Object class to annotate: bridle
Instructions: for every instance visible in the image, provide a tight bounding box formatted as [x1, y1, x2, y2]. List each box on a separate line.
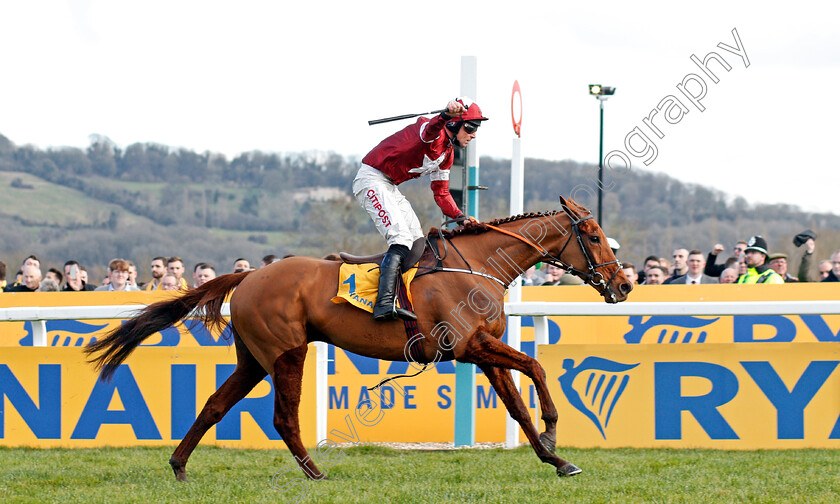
[485, 206, 623, 302]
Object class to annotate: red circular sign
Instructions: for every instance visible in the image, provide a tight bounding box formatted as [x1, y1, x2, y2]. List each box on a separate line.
[511, 80, 522, 137]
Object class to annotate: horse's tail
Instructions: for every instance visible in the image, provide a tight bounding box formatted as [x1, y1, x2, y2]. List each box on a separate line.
[84, 271, 251, 380]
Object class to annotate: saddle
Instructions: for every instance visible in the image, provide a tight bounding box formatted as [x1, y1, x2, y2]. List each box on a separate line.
[338, 237, 430, 273]
[332, 229, 466, 365]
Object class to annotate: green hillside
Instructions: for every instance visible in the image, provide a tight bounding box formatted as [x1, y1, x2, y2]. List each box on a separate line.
[2, 132, 839, 285]
[0, 170, 333, 282]
[0, 171, 153, 229]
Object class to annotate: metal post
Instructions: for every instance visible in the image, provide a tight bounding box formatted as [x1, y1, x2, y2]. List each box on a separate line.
[533, 316, 549, 347]
[454, 55, 478, 448]
[505, 135, 524, 449]
[315, 341, 328, 443]
[597, 99, 604, 225]
[33, 319, 48, 347]
[532, 315, 548, 429]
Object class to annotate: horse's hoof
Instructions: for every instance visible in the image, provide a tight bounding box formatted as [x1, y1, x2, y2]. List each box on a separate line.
[557, 462, 582, 477]
[172, 466, 189, 482]
[170, 459, 188, 482]
[539, 432, 556, 454]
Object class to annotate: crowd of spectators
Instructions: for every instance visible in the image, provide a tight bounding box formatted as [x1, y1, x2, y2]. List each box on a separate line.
[522, 228, 840, 286]
[0, 254, 284, 293]
[3, 229, 839, 293]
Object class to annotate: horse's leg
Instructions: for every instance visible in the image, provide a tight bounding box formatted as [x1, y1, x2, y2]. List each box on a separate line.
[480, 364, 580, 477]
[463, 332, 578, 476]
[169, 335, 267, 482]
[271, 342, 325, 480]
[463, 331, 559, 451]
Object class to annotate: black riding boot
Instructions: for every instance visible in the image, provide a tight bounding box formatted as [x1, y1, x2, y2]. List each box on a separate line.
[373, 253, 417, 322]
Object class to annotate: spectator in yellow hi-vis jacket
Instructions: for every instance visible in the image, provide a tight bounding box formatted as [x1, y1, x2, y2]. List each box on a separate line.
[737, 236, 784, 284]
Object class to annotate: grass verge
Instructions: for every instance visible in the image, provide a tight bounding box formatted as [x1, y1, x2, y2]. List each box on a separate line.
[1, 445, 839, 503]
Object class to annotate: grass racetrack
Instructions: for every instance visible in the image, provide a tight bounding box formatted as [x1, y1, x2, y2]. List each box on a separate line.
[2, 445, 839, 503]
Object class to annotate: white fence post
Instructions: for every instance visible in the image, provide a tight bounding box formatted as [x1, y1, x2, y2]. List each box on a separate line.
[505, 282, 522, 449]
[533, 315, 548, 347]
[505, 121, 525, 449]
[532, 315, 548, 428]
[315, 341, 329, 443]
[33, 319, 48, 347]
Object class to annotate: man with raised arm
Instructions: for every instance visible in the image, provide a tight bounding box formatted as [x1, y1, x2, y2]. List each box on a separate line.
[354, 97, 488, 321]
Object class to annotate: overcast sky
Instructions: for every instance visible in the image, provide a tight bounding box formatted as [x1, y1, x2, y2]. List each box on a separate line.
[1, 1, 838, 214]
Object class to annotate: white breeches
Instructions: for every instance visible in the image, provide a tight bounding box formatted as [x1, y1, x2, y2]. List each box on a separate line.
[353, 164, 423, 248]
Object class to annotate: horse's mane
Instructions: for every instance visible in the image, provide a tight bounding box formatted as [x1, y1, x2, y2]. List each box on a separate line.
[429, 210, 561, 239]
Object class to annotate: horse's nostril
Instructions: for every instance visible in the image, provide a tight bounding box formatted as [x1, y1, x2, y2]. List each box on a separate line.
[620, 282, 632, 294]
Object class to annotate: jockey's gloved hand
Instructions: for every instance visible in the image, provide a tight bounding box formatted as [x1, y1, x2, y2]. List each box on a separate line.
[453, 213, 468, 227]
[443, 100, 467, 119]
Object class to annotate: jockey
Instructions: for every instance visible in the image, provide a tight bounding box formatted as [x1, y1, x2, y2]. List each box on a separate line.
[354, 97, 488, 321]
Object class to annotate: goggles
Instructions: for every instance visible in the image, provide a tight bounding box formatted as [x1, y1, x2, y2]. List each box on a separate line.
[463, 121, 480, 134]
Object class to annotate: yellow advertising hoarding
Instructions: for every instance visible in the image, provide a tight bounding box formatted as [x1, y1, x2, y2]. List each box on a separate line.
[324, 347, 535, 444]
[2, 284, 839, 448]
[540, 343, 840, 449]
[6, 343, 840, 449]
[2, 285, 838, 348]
[0, 292, 230, 347]
[0, 346, 316, 448]
[520, 283, 840, 345]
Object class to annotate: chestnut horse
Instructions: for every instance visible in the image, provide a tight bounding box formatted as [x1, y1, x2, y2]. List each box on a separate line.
[86, 197, 631, 482]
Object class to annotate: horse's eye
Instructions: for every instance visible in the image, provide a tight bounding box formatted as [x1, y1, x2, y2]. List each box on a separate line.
[590, 235, 600, 243]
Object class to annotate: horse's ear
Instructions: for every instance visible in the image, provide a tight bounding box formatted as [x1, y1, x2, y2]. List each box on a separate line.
[561, 196, 592, 219]
[559, 195, 580, 219]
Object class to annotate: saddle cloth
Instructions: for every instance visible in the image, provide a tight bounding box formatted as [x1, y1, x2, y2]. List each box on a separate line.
[331, 262, 418, 313]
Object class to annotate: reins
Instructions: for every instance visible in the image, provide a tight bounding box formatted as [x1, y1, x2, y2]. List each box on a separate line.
[415, 206, 623, 298]
[367, 363, 430, 391]
[483, 207, 623, 301]
[418, 225, 510, 288]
